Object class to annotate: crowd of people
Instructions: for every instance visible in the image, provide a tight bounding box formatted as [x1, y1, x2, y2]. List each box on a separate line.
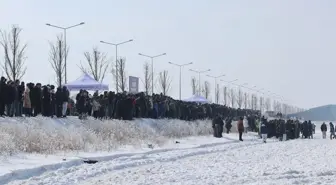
[0, 77, 261, 121]
[321, 122, 336, 140]
[0, 77, 70, 118]
[75, 90, 261, 121]
[211, 114, 318, 143]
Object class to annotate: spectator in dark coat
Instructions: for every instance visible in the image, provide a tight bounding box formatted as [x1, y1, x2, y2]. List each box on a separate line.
[212, 115, 224, 138]
[0, 77, 7, 116]
[321, 122, 327, 139]
[329, 122, 335, 140]
[225, 117, 232, 134]
[237, 117, 244, 141]
[62, 86, 69, 117]
[6, 81, 15, 117]
[55, 87, 63, 118]
[260, 119, 268, 143]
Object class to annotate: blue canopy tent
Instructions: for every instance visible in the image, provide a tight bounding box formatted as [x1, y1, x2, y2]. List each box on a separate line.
[64, 73, 109, 91]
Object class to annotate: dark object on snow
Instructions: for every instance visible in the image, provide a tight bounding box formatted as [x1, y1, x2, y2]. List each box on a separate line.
[83, 159, 98, 164]
[148, 144, 154, 149]
[62, 158, 66, 161]
[175, 141, 180, 144]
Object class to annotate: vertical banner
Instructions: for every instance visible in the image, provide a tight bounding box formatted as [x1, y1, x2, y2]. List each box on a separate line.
[129, 76, 139, 93]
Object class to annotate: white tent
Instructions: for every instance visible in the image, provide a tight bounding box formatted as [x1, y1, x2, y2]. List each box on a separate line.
[64, 73, 109, 91]
[183, 95, 209, 103]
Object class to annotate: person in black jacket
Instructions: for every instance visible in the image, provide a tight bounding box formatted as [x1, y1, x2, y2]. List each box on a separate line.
[33, 83, 42, 116]
[42, 86, 50, 116]
[225, 117, 232, 134]
[212, 115, 224, 138]
[62, 86, 69, 117]
[17, 81, 25, 116]
[0, 77, 7, 116]
[49, 85, 56, 117]
[321, 122, 327, 139]
[6, 81, 15, 117]
[55, 87, 63, 118]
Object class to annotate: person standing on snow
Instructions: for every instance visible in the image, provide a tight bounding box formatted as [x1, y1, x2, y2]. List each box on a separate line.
[237, 117, 244, 141]
[321, 122, 327, 139]
[225, 117, 232, 134]
[329, 122, 335, 140]
[260, 118, 268, 143]
[243, 116, 248, 133]
[212, 115, 224, 138]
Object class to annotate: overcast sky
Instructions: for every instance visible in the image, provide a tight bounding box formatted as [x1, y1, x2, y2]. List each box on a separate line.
[0, 0, 335, 109]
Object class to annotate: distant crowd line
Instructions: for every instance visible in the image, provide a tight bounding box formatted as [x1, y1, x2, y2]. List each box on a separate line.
[0, 77, 261, 121]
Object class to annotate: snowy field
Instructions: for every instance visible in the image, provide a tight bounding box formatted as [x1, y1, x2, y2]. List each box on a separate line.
[0, 118, 333, 185]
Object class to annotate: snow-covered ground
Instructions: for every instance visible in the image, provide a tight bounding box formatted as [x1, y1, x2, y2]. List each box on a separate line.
[1, 118, 332, 185]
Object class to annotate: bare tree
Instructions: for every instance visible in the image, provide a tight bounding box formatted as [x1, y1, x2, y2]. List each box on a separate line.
[273, 100, 281, 112]
[191, 77, 197, 95]
[223, 86, 227, 105]
[227, 88, 236, 108]
[0, 25, 27, 81]
[259, 96, 264, 112]
[215, 84, 220, 104]
[157, 70, 172, 96]
[49, 35, 68, 87]
[79, 47, 109, 82]
[142, 62, 152, 95]
[203, 81, 210, 99]
[265, 97, 271, 111]
[243, 92, 249, 109]
[112, 58, 127, 92]
[251, 94, 258, 110]
[236, 88, 243, 108]
[249, 94, 253, 109]
[253, 95, 258, 110]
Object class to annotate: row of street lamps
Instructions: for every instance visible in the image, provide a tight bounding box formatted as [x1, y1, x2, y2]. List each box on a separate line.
[45, 22, 285, 103]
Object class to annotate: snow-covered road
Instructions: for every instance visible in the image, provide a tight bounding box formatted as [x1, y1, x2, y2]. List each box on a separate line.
[84, 138, 336, 185]
[7, 132, 335, 185]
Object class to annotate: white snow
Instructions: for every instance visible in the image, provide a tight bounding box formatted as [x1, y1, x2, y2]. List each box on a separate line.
[1, 118, 332, 185]
[0, 116, 229, 156]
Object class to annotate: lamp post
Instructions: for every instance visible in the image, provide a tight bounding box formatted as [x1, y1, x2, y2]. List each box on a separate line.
[206, 74, 225, 104]
[46, 22, 85, 83]
[189, 69, 211, 95]
[100, 39, 133, 92]
[139, 53, 167, 94]
[168, 62, 193, 100]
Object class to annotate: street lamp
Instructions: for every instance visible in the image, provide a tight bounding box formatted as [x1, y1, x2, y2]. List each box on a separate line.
[206, 74, 225, 104]
[189, 69, 211, 95]
[46, 22, 85, 83]
[100, 39, 133, 92]
[168, 62, 193, 100]
[139, 53, 167, 94]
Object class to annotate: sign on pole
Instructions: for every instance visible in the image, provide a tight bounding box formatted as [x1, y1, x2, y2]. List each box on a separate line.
[129, 76, 139, 93]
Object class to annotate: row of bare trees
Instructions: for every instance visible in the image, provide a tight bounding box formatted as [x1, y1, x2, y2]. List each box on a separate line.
[141, 62, 172, 95]
[51, 37, 173, 95]
[190, 76, 304, 114]
[0, 25, 304, 114]
[0, 25, 172, 95]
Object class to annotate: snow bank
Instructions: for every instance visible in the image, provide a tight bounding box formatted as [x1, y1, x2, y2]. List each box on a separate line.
[0, 117, 238, 156]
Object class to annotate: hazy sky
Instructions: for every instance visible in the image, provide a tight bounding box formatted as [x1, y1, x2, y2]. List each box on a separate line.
[0, 0, 335, 109]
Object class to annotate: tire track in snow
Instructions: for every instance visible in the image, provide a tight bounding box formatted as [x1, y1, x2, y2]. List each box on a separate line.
[8, 138, 267, 185]
[1, 137, 245, 185]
